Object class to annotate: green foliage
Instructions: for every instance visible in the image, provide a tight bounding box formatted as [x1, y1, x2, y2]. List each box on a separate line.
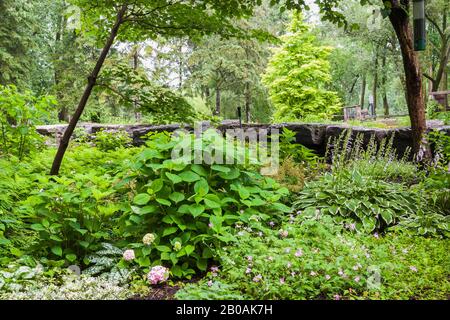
[293, 169, 421, 232]
[94, 129, 132, 151]
[175, 215, 450, 300]
[263, 12, 342, 121]
[327, 129, 417, 184]
[83, 243, 133, 284]
[0, 85, 56, 159]
[279, 128, 319, 165]
[428, 129, 450, 165]
[273, 156, 306, 194]
[176, 281, 248, 300]
[0, 263, 131, 300]
[118, 129, 290, 278]
[19, 172, 123, 265]
[100, 63, 198, 124]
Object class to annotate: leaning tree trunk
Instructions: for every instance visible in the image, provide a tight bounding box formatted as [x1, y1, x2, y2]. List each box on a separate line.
[50, 5, 127, 175]
[388, 1, 430, 159]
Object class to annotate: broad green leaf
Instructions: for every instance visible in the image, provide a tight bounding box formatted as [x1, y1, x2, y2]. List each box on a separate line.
[188, 204, 205, 217]
[156, 198, 171, 206]
[66, 254, 77, 262]
[162, 227, 178, 237]
[133, 193, 151, 205]
[179, 171, 200, 182]
[194, 179, 209, 197]
[169, 192, 185, 203]
[211, 164, 230, 173]
[51, 246, 62, 257]
[166, 172, 182, 184]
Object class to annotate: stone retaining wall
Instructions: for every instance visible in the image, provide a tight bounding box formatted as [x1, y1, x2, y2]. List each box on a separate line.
[36, 121, 450, 157]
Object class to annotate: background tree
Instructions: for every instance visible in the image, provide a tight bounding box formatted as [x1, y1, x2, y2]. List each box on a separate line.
[263, 12, 342, 122]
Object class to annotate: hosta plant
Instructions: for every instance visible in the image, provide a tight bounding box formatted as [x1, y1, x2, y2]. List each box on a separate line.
[293, 169, 421, 232]
[117, 130, 290, 278]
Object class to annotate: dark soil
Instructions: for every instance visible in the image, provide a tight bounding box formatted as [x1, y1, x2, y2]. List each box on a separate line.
[129, 276, 201, 300]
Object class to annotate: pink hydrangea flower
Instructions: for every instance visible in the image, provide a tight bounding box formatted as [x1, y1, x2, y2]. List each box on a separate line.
[123, 249, 135, 261]
[147, 266, 169, 285]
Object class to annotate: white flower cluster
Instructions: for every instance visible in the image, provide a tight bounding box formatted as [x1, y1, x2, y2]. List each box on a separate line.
[0, 274, 131, 300]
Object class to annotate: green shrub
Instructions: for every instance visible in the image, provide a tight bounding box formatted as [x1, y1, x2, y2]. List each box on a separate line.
[0, 84, 56, 159]
[20, 172, 123, 265]
[117, 130, 290, 278]
[273, 156, 305, 194]
[176, 216, 450, 300]
[279, 128, 319, 165]
[94, 129, 133, 151]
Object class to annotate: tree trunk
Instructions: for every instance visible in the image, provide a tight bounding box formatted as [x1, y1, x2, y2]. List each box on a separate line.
[388, 1, 430, 158]
[50, 5, 127, 175]
[214, 86, 221, 116]
[443, 66, 448, 109]
[244, 81, 251, 123]
[372, 49, 378, 117]
[381, 52, 389, 116]
[55, 8, 69, 122]
[133, 46, 140, 121]
[360, 75, 366, 109]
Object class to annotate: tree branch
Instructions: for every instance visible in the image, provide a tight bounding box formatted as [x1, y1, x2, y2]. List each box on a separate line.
[426, 13, 445, 39]
[422, 73, 435, 82]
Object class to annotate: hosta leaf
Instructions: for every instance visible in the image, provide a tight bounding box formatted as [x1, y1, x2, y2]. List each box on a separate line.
[380, 210, 393, 225]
